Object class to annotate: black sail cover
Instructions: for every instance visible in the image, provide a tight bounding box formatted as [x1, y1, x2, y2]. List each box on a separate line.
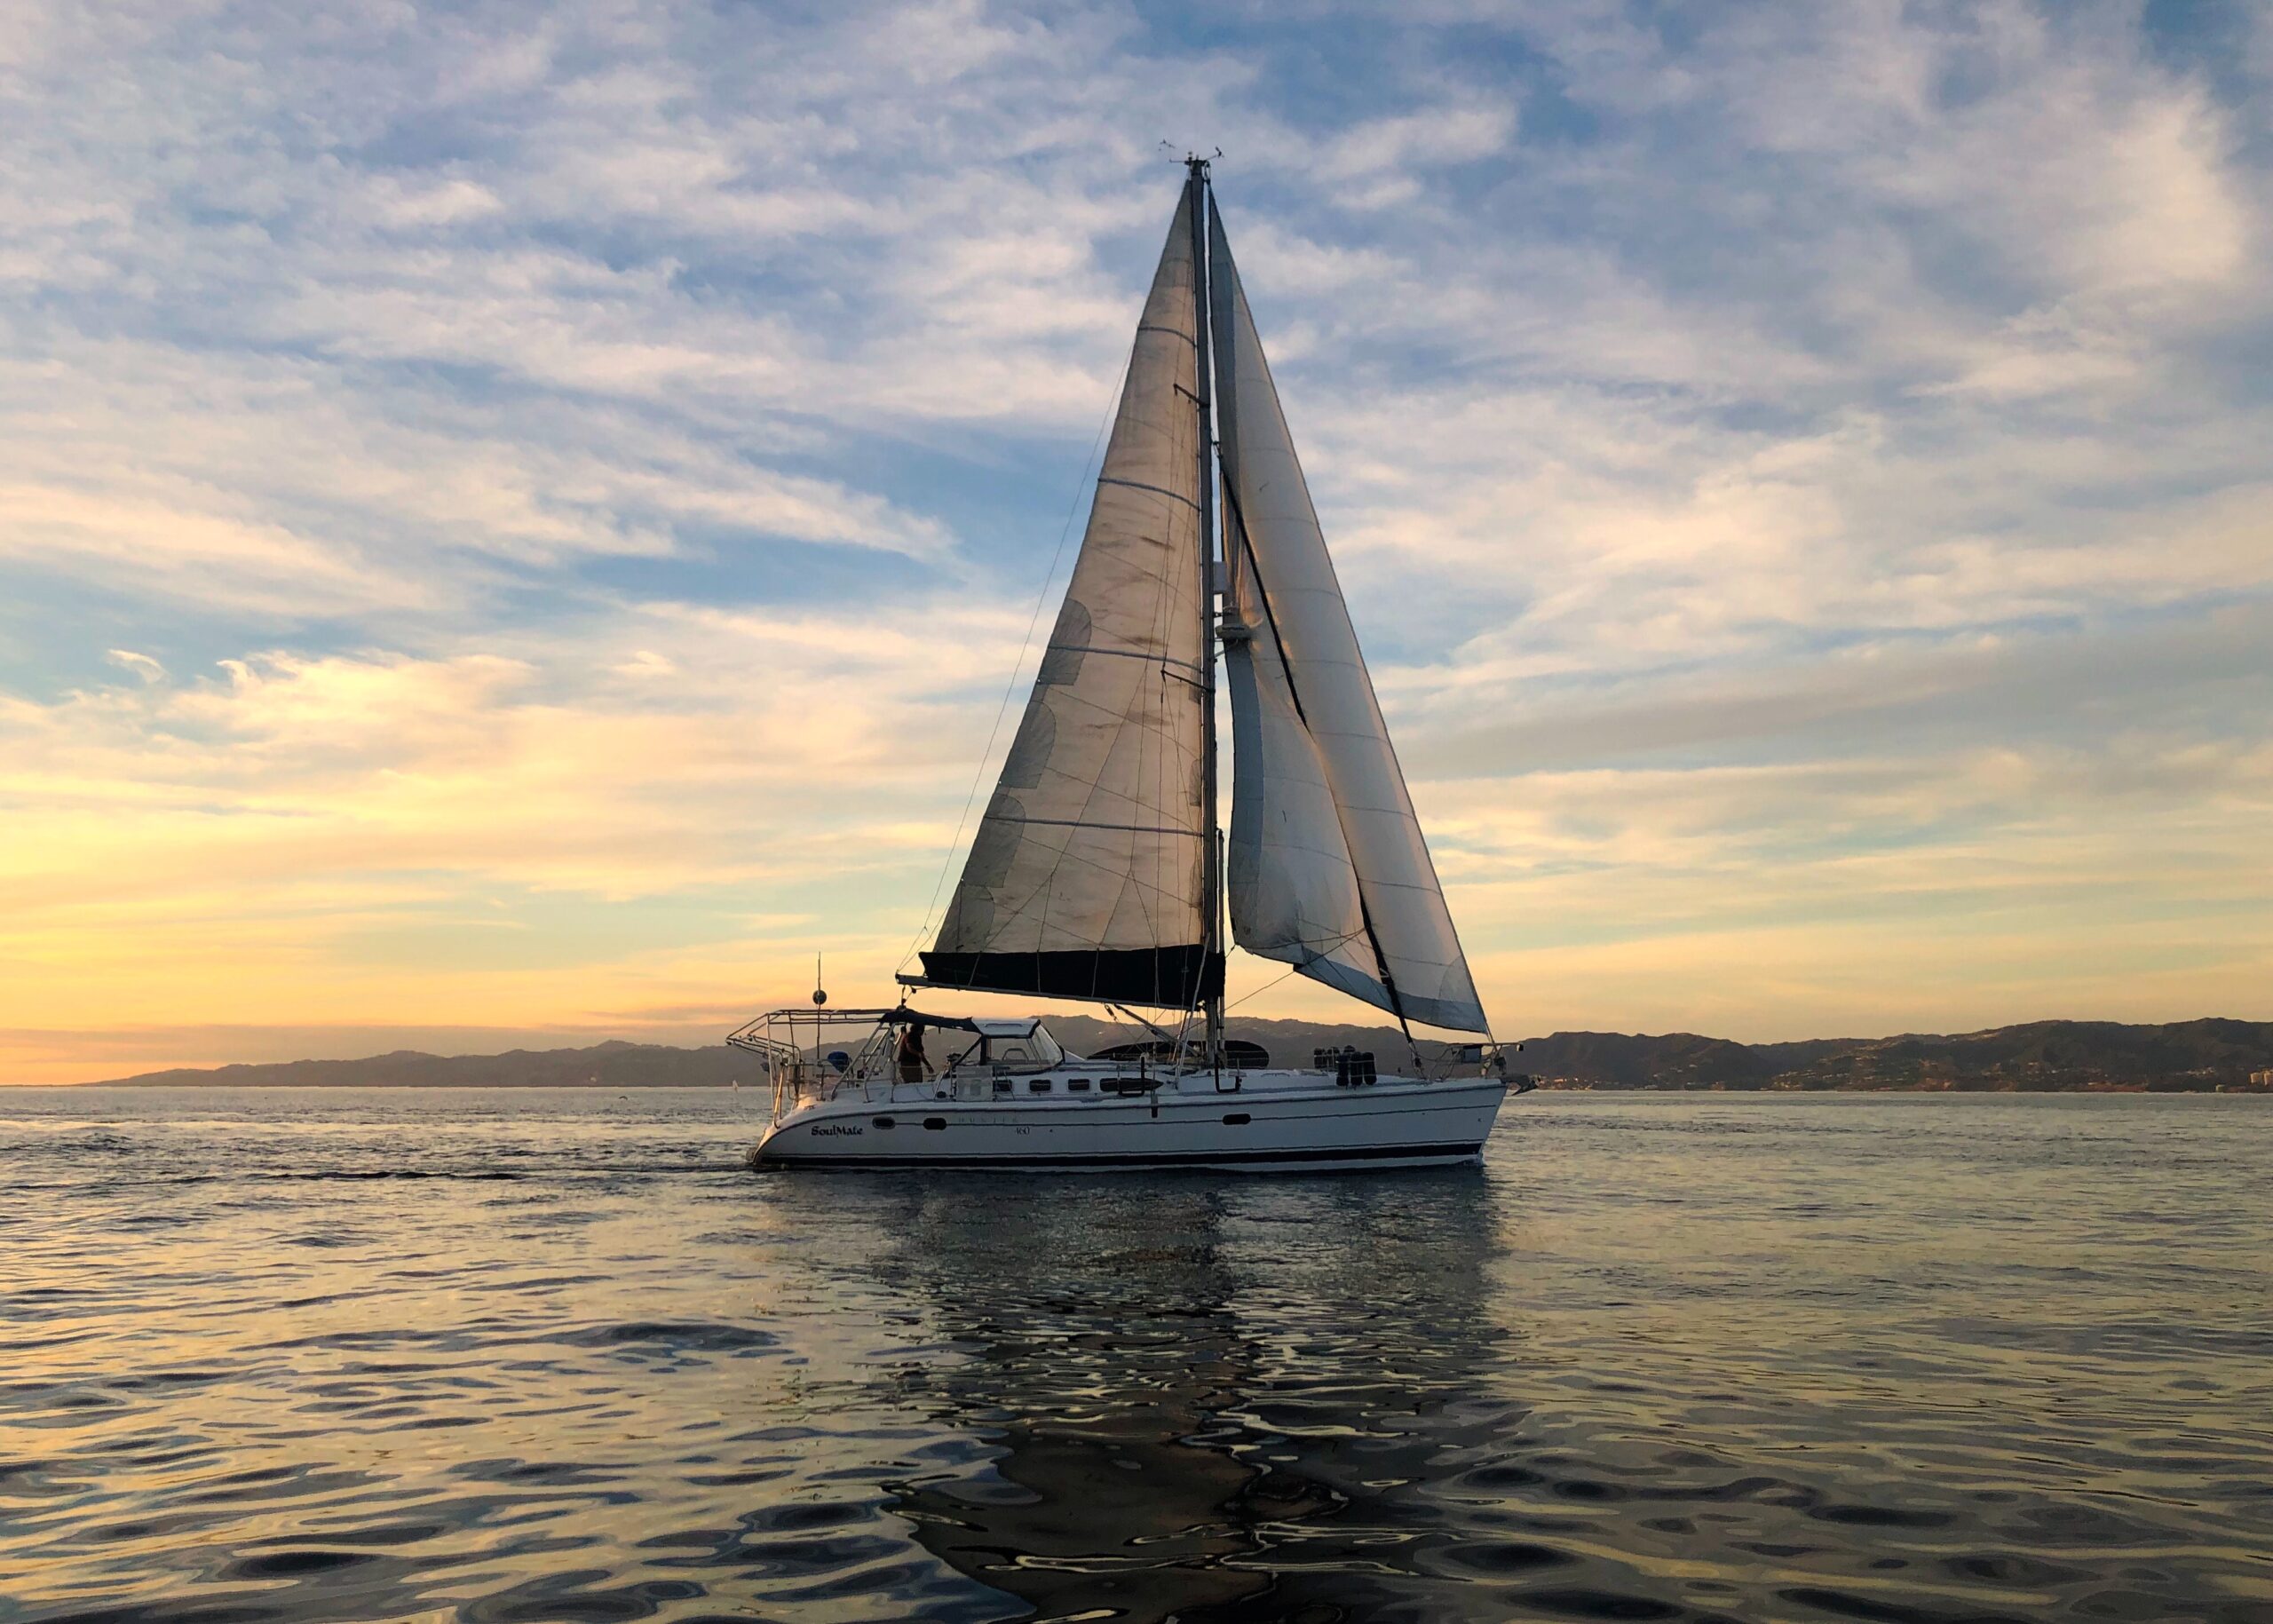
[919, 178, 1222, 1007]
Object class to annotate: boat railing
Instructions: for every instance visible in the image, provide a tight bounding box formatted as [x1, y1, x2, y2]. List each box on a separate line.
[726, 1008, 905, 1121]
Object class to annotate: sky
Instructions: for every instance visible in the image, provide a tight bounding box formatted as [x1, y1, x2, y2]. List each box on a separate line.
[4, 0, 2270, 1083]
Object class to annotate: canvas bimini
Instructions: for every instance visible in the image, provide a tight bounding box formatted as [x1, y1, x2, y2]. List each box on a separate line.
[731, 159, 1519, 1172]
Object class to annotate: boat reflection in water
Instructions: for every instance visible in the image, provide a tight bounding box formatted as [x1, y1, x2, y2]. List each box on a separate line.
[840, 1170, 1516, 1622]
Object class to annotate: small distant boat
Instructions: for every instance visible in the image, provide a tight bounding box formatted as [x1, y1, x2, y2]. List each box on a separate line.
[731, 160, 1514, 1173]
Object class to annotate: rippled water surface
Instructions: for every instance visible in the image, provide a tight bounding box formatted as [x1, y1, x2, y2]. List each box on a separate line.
[4, 1089, 2272, 1623]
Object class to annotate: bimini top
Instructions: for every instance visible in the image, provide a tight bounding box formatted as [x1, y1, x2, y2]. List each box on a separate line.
[874, 1008, 1044, 1040]
[730, 1007, 1042, 1042]
[967, 1016, 1044, 1039]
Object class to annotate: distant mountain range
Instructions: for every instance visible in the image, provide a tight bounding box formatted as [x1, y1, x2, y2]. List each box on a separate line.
[89, 1018, 2273, 1092]
[1508, 1018, 2273, 1091]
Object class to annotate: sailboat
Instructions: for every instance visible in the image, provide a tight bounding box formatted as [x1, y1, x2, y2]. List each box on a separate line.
[731, 159, 1517, 1171]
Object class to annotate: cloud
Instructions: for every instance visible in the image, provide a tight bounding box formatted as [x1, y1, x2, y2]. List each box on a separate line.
[1319, 99, 1517, 206]
[103, 647, 164, 684]
[3, 0, 2270, 1078]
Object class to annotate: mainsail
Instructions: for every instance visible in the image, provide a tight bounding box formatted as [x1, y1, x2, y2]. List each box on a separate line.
[918, 178, 1221, 1007]
[1208, 205, 1489, 1034]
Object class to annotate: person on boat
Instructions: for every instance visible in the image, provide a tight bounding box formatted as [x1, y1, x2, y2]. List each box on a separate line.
[895, 1021, 928, 1085]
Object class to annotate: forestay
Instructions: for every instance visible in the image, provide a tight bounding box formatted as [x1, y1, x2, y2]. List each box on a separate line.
[1208, 205, 1488, 1034]
[920, 180, 1221, 1008]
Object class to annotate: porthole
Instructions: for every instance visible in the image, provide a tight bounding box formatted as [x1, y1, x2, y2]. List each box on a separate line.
[1067, 1079, 1091, 1092]
[873, 1116, 896, 1129]
[923, 1117, 946, 1130]
[1223, 1113, 1251, 1126]
[1028, 1079, 1051, 1094]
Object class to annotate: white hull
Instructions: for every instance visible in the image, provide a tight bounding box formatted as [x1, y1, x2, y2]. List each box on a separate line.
[749, 1070, 1506, 1174]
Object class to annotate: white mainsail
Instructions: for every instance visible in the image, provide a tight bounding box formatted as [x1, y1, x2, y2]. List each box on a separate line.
[920, 180, 1219, 1007]
[1208, 204, 1489, 1034]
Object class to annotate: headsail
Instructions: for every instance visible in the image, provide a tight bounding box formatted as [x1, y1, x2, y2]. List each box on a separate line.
[1208, 203, 1488, 1034]
[917, 178, 1220, 1008]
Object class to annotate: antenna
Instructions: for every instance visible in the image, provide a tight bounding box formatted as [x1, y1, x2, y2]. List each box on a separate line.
[812, 952, 827, 1007]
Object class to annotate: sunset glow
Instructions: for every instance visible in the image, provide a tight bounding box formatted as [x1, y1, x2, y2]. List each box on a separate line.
[6, 3, 2270, 1082]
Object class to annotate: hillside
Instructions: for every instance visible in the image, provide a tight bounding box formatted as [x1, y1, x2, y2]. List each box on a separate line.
[99, 1041, 746, 1090]
[1763, 1018, 2273, 1092]
[85, 1018, 2273, 1091]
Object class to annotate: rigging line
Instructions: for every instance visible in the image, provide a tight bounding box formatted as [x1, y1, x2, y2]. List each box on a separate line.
[1221, 961, 1303, 1015]
[892, 345, 1134, 977]
[1218, 927, 1369, 1015]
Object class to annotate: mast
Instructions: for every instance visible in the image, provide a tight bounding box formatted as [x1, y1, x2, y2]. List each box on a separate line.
[1189, 155, 1224, 1067]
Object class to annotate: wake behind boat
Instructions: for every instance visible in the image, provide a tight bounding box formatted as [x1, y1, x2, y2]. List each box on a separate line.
[733, 159, 1522, 1172]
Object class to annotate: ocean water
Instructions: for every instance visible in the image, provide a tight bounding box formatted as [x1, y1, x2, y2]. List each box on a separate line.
[3, 1089, 2270, 1624]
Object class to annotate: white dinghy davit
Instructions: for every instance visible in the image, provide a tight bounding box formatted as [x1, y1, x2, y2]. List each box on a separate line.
[732, 160, 1519, 1172]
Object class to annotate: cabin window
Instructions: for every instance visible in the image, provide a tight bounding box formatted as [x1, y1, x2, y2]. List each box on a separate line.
[1027, 1079, 1051, 1094]
[923, 1117, 946, 1130]
[1067, 1078, 1091, 1092]
[873, 1116, 896, 1129]
[991, 1078, 1013, 1096]
[1223, 1113, 1251, 1126]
